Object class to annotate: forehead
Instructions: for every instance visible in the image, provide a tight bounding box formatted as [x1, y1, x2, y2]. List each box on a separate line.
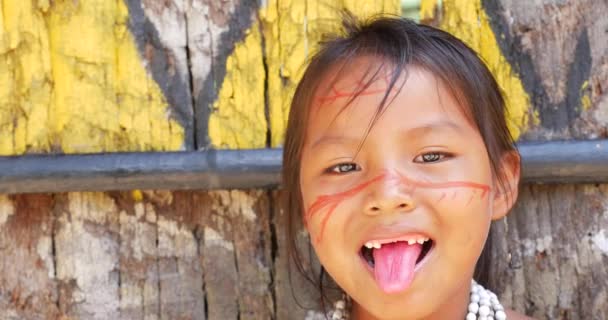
[313, 56, 391, 106]
[305, 58, 473, 148]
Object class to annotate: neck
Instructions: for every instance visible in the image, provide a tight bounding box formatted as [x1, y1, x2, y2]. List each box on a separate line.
[351, 280, 471, 320]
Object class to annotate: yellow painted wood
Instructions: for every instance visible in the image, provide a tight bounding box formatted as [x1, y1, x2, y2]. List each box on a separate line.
[207, 0, 401, 149]
[0, 0, 185, 155]
[580, 81, 591, 111]
[423, 0, 536, 139]
[207, 22, 267, 149]
[420, 0, 438, 20]
[263, 0, 401, 148]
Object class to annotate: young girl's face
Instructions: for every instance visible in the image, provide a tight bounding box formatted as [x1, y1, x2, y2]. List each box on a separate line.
[299, 58, 513, 319]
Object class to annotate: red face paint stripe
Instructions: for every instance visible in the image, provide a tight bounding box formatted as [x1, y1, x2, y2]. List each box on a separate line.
[305, 171, 492, 243]
[317, 88, 388, 104]
[438, 192, 447, 202]
[315, 73, 399, 106]
[466, 193, 475, 206]
[395, 171, 491, 193]
[305, 173, 387, 221]
[316, 202, 340, 243]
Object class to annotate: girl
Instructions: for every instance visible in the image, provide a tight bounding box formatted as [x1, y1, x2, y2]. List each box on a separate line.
[282, 14, 531, 320]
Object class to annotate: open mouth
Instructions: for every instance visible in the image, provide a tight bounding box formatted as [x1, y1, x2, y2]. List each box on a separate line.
[359, 238, 434, 269]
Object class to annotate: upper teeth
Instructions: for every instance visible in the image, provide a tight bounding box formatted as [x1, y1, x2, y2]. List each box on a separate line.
[364, 237, 430, 249]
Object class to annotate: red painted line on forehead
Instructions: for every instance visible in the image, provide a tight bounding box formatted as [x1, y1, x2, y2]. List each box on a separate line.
[315, 73, 397, 106]
[317, 87, 387, 105]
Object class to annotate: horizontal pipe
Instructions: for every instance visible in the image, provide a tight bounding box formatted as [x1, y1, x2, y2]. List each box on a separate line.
[518, 139, 608, 183]
[0, 149, 282, 194]
[0, 139, 607, 194]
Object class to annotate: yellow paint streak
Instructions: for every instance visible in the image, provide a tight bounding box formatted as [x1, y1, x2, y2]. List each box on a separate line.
[580, 81, 591, 111]
[259, 0, 401, 147]
[420, 0, 438, 20]
[428, 0, 535, 139]
[131, 189, 143, 202]
[0, 0, 184, 155]
[208, 23, 267, 149]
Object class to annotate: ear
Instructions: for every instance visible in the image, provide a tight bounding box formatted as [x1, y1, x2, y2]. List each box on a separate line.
[491, 151, 521, 220]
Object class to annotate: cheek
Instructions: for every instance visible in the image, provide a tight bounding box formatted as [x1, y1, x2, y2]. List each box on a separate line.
[430, 188, 493, 249]
[307, 206, 353, 273]
[304, 195, 354, 245]
[429, 186, 491, 212]
[301, 176, 369, 243]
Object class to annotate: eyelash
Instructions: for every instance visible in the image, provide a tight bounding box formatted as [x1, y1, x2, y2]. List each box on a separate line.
[326, 163, 360, 174]
[324, 152, 451, 175]
[414, 151, 451, 163]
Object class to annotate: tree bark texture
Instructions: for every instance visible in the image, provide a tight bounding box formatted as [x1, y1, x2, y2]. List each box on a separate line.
[0, 0, 606, 319]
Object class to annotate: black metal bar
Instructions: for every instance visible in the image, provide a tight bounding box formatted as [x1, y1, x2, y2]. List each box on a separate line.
[0, 149, 282, 194]
[518, 139, 608, 183]
[0, 139, 607, 194]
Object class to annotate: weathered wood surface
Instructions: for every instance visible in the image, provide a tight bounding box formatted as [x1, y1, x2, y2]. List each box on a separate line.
[419, 1, 608, 319]
[0, 191, 276, 320]
[420, 1, 608, 319]
[0, 0, 607, 319]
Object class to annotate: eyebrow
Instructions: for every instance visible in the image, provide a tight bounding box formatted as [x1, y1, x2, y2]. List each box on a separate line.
[406, 120, 465, 137]
[310, 120, 465, 150]
[310, 135, 361, 151]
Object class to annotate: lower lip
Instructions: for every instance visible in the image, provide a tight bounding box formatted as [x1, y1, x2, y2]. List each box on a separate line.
[358, 243, 435, 291]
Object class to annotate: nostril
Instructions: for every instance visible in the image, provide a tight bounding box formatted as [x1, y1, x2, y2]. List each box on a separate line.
[371, 206, 380, 211]
[398, 203, 407, 208]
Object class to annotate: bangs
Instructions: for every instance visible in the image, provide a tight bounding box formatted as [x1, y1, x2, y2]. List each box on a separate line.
[307, 54, 409, 156]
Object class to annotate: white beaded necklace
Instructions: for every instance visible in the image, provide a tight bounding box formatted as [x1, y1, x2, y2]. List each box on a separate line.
[328, 280, 507, 320]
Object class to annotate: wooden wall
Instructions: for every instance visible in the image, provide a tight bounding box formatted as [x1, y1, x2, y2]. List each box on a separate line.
[0, 0, 606, 319]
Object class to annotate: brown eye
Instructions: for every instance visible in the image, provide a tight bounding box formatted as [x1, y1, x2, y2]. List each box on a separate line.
[415, 152, 446, 163]
[328, 163, 360, 174]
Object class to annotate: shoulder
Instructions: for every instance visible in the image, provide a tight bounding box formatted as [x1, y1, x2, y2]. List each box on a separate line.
[505, 308, 536, 320]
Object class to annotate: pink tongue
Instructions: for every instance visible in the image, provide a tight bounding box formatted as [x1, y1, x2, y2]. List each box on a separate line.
[372, 242, 422, 293]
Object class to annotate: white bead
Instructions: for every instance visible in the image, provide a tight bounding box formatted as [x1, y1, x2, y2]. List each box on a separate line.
[468, 302, 479, 313]
[479, 290, 490, 299]
[479, 305, 490, 316]
[332, 310, 343, 319]
[335, 300, 345, 309]
[470, 293, 480, 303]
[323, 279, 508, 320]
[495, 310, 507, 320]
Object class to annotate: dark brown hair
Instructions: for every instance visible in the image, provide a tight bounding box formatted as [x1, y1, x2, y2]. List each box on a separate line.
[282, 13, 518, 309]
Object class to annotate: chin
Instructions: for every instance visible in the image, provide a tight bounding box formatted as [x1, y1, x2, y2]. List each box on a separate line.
[354, 298, 434, 320]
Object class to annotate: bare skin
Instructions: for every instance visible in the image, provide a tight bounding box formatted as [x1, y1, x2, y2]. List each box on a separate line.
[353, 305, 534, 320]
[299, 58, 523, 320]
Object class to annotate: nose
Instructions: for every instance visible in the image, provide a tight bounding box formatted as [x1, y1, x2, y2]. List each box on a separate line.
[363, 173, 416, 216]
